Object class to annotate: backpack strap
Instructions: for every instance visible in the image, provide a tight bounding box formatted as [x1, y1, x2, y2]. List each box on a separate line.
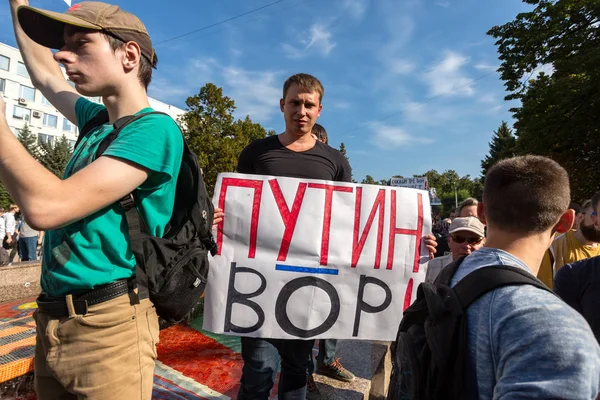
[453, 265, 552, 308]
[74, 109, 110, 150]
[93, 111, 172, 300]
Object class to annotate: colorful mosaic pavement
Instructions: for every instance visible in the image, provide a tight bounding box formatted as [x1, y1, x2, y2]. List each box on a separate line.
[0, 298, 278, 399]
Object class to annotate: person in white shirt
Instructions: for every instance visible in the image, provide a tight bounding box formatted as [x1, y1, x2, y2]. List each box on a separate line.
[0, 207, 5, 244]
[425, 216, 486, 282]
[3, 205, 18, 246]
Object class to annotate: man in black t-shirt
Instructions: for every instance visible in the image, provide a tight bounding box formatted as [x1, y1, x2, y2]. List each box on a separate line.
[235, 73, 437, 400]
[554, 192, 600, 344]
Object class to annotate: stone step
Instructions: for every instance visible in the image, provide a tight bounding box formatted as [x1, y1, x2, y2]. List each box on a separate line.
[312, 340, 392, 400]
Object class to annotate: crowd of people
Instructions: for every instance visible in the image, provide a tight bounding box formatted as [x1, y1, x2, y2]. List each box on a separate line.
[0, 204, 43, 265]
[0, 1, 598, 400]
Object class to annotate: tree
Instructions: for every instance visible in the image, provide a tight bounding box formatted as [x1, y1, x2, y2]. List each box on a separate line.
[181, 83, 273, 195]
[339, 142, 353, 181]
[361, 175, 376, 184]
[488, 0, 600, 200]
[0, 183, 12, 209]
[39, 135, 73, 178]
[339, 142, 349, 161]
[17, 123, 40, 160]
[481, 121, 516, 179]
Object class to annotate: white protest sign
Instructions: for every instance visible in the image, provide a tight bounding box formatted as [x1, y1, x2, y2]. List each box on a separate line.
[203, 173, 431, 341]
[64, 0, 72, 6]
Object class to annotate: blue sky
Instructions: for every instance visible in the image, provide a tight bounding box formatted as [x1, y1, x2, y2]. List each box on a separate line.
[0, 0, 537, 182]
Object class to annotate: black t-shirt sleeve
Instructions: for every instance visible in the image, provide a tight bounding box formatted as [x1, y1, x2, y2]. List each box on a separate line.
[337, 154, 352, 183]
[554, 263, 582, 313]
[236, 142, 255, 174]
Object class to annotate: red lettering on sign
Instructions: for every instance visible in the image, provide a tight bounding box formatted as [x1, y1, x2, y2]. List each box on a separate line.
[269, 180, 308, 261]
[386, 192, 424, 272]
[403, 278, 414, 311]
[308, 184, 354, 265]
[352, 188, 386, 269]
[217, 178, 263, 258]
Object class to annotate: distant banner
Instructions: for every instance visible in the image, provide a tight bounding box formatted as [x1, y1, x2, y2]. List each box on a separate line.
[390, 177, 441, 205]
[390, 177, 428, 190]
[203, 173, 431, 341]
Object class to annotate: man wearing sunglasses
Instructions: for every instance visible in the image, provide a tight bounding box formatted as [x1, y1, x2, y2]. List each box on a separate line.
[426, 216, 485, 282]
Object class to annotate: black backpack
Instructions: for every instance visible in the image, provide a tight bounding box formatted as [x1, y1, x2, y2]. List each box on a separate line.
[387, 256, 552, 400]
[75, 109, 217, 323]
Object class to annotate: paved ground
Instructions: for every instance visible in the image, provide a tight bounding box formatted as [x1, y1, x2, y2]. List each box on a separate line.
[0, 297, 389, 399]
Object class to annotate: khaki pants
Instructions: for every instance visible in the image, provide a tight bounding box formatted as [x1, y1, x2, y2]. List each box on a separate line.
[33, 293, 159, 400]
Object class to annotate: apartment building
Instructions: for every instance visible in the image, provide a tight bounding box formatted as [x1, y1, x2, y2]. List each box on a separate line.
[0, 41, 185, 149]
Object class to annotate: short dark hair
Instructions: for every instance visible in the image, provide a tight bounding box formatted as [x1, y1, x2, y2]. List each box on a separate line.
[283, 73, 324, 103]
[483, 155, 570, 233]
[592, 191, 600, 214]
[312, 123, 328, 144]
[569, 201, 582, 215]
[105, 34, 157, 90]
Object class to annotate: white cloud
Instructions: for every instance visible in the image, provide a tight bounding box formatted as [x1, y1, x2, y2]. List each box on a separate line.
[474, 63, 498, 71]
[535, 63, 555, 77]
[341, 0, 369, 18]
[424, 50, 475, 97]
[389, 59, 415, 75]
[435, 1, 450, 7]
[221, 67, 281, 121]
[149, 57, 282, 122]
[478, 94, 496, 104]
[282, 23, 336, 59]
[331, 101, 353, 110]
[369, 122, 433, 149]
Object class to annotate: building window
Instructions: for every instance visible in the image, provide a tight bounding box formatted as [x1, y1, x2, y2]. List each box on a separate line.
[63, 118, 76, 133]
[41, 95, 53, 107]
[0, 78, 5, 94]
[0, 55, 9, 71]
[13, 105, 30, 121]
[19, 85, 35, 101]
[17, 62, 29, 78]
[38, 133, 54, 146]
[43, 113, 58, 128]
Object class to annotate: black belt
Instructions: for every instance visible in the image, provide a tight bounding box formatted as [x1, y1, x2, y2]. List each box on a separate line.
[37, 279, 133, 318]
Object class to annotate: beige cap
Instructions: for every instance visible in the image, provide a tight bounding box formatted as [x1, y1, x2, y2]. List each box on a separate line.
[17, 2, 155, 65]
[449, 216, 485, 237]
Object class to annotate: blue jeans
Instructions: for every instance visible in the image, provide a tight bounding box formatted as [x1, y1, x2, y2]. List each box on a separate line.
[19, 236, 38, 261]
[238, 337, 314, 400]
[308, 339, 338, 375]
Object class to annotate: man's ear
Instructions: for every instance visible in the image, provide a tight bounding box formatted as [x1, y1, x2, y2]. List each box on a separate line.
[280, 98, 285, 113]
[122, 41, 142, 72]
[555, 209, 575, 234]
[477, 202, 486, 225]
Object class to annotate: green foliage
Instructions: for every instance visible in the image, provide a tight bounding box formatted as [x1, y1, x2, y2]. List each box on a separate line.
[481, 121, 516, 180]
[0, 182, 12, 209]
[488, 0, 600, 200]
[361, 175, 376, 184]
[181, 83, 273, 196]
[339, 142, 353, 181]
[421, 170, 482, 216]
[39, 135, 73, 178]
[17, 123, 40, 160]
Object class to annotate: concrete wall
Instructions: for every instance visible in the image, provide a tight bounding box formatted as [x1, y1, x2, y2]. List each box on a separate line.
[0, 262, 41, 302]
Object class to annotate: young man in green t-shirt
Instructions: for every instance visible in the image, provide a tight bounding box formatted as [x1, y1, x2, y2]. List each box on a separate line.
[1, 1, 222, 398]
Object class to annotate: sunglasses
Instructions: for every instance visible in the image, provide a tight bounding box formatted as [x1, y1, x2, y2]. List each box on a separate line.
[451, 235, 484, 245]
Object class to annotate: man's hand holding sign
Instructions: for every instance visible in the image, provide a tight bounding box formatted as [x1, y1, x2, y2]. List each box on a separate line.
[203, 173, 433, 341]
